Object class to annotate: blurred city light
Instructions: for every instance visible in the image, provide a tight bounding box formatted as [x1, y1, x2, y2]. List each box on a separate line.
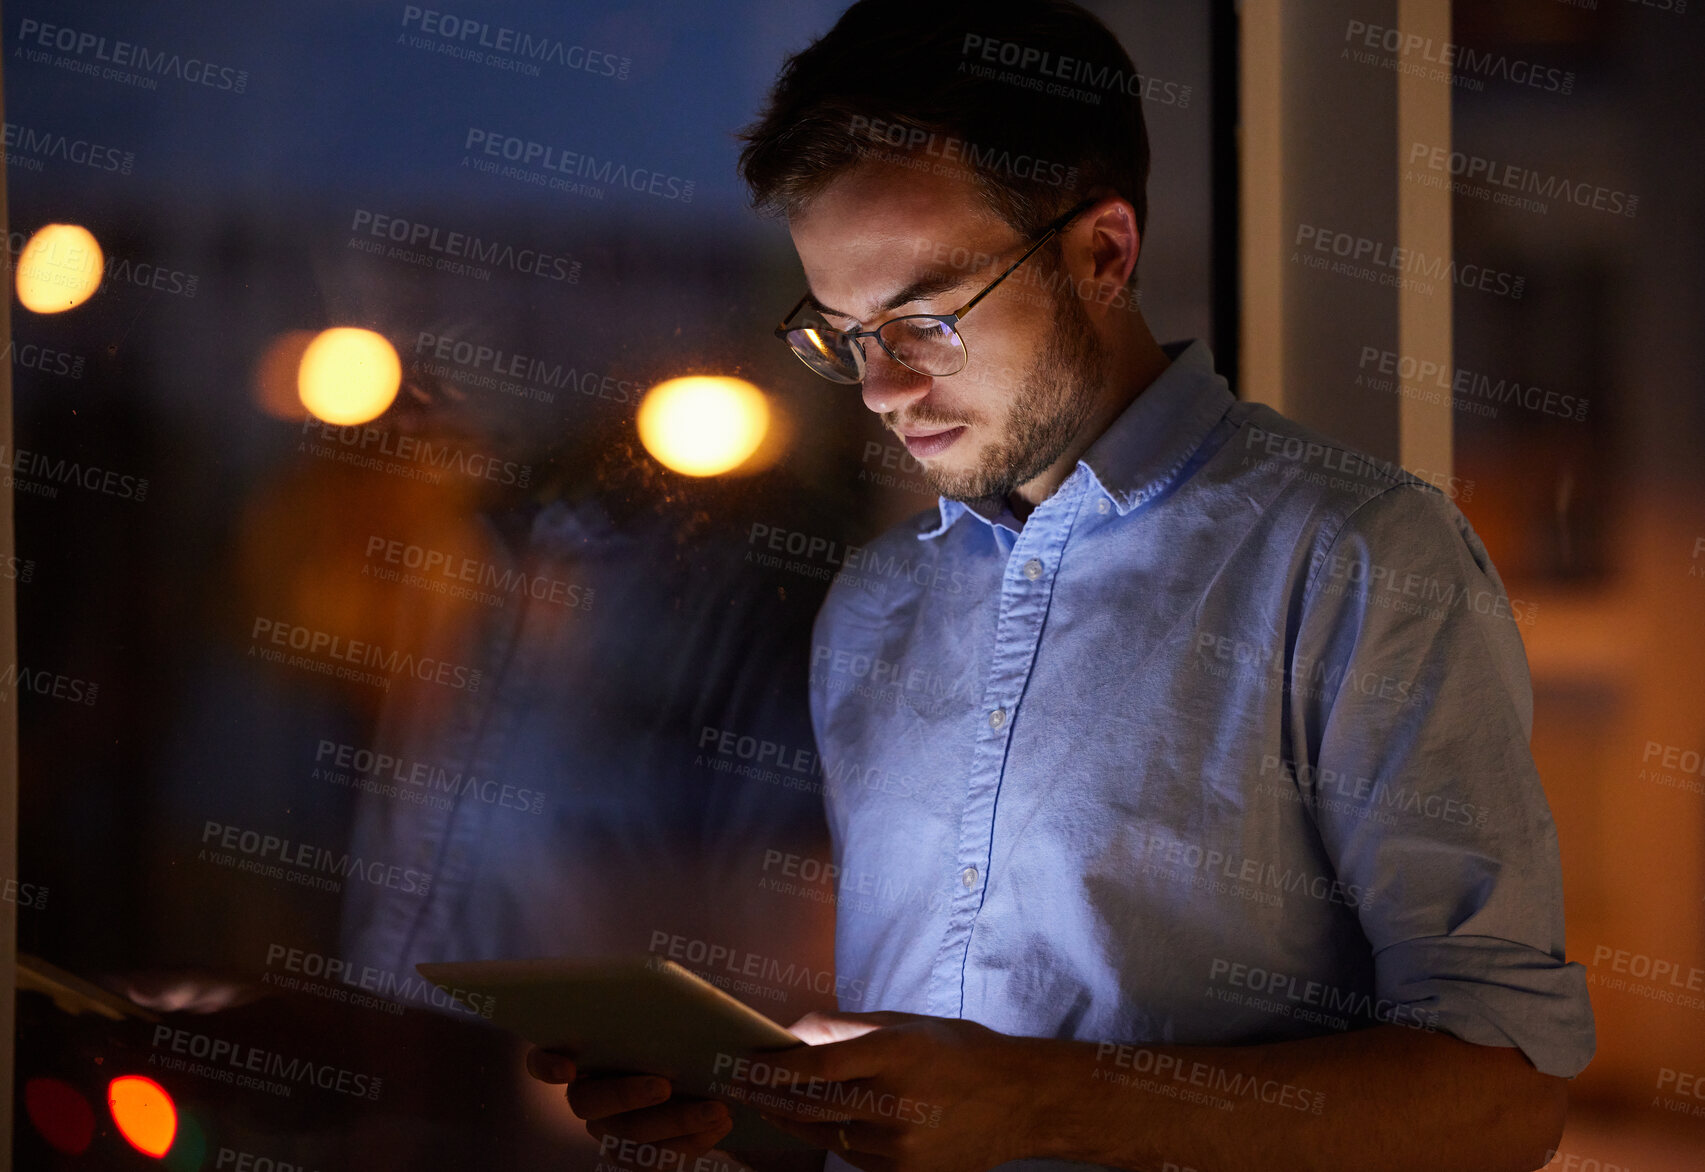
[23, 1076, 95, 1155]
[14, 223, 103, 314]
[637, 375, 771, 476]
[251, 330, 320, 419]
[108, 1074, 177, 1158]
[297, 327, 401, 425]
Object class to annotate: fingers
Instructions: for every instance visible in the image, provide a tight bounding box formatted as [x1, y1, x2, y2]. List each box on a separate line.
[567, 1074, 672, 1121]
[584, 1098, 733, 1148]
[523, 1047, 577, 1084]
[740, 1034, 890, 1088]
[529, 1063, 735, 1156]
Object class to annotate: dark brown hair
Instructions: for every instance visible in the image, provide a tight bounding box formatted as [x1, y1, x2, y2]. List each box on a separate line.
[737, 0, 1151, 253]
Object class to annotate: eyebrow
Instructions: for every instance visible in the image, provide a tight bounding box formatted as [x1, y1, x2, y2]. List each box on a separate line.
[806, 271, 971, 324]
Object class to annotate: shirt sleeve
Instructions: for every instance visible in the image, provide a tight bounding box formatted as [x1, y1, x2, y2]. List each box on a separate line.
[1289, 481, 1595, 1078]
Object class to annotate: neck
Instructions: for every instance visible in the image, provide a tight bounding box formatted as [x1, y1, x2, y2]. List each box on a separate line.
[1006, 315, 1173, 523]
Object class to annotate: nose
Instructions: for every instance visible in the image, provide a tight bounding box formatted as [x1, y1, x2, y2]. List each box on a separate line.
[859, 347, 933, 415]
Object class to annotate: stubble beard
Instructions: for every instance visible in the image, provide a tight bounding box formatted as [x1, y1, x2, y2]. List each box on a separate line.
[922, 279, 1109, 504]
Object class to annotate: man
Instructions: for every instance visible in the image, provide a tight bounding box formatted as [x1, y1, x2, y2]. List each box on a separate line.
[528, 3, 1595, 1169]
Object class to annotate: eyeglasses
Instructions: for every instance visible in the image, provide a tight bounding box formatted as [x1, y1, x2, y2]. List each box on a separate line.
[773, 197, 1098, 385]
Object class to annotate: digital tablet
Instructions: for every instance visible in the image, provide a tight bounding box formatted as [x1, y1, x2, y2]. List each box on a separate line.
[416, 956, 819, 1150]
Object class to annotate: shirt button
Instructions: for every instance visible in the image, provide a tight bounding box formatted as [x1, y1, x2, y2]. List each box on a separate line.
[988, 707, 1006, 730]
[1022, 558, 1043, 580]
[961, 866, 978, 889]
[1097, 498, 1110, 514]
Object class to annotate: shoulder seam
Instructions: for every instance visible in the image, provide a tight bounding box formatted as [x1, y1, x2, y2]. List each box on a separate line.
[1300, 481, 1437, 607]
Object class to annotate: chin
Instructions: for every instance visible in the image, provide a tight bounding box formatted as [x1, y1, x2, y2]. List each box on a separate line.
[917, 457, 977, 497]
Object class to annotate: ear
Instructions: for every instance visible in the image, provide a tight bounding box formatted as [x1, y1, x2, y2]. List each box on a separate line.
[1070, 195, 1140, 314]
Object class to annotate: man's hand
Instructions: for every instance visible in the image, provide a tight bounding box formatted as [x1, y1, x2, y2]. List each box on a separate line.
[740, 1010, 1040, 1172]
[524, 1047, 736, 1158]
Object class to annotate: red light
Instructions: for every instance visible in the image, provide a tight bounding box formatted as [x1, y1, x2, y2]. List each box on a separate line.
[24, 1077, 95, 1154]
[109, 1074, 178, 1158]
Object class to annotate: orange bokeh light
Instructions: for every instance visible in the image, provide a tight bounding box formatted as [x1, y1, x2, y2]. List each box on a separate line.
[108, 1074, 177, 1158]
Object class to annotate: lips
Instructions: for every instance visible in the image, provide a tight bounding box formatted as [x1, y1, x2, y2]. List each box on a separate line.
[897, 425, 966, 459]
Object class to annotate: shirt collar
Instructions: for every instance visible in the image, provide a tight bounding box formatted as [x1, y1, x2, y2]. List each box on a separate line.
[918, 338, 1234, 540]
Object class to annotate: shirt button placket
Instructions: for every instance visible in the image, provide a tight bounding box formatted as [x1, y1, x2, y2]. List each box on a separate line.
[927, 479, 1084, 1019]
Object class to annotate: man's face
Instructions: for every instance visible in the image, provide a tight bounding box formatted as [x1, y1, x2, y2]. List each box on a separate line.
[789, 159, 1108, 502]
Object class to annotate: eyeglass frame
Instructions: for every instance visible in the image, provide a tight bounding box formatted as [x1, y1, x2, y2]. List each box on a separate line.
[772, 195, 1101, 383]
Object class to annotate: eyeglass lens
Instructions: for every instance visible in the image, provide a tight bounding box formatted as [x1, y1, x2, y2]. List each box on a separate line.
[784, 318, 966, 383]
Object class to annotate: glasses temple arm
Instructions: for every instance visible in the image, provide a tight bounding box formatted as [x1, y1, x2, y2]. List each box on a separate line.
[775, 292, 812, 334]
[950, 228, 1060, 318]
[948, 197, 1099, 318]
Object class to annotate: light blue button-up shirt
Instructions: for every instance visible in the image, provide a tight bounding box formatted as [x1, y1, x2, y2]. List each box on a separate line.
[808, 339, 1594, 1147]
